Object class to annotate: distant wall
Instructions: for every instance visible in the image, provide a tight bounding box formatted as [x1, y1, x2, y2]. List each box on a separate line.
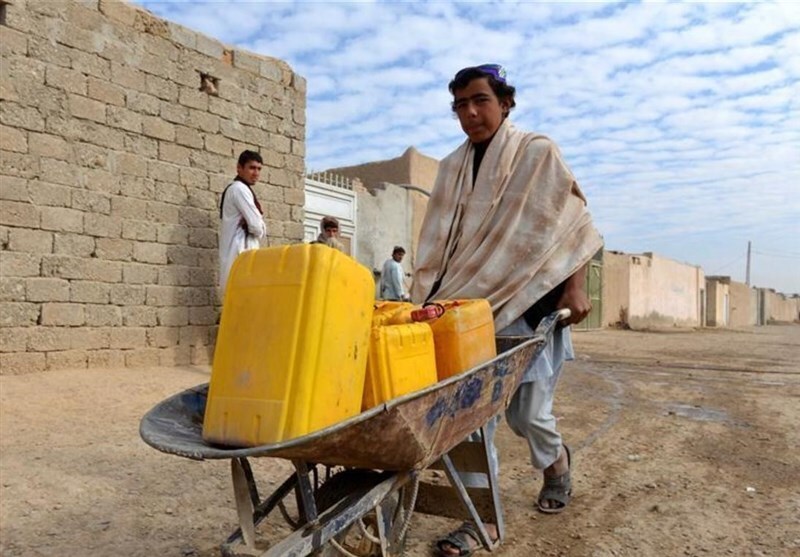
[706, 278, 729, 327]
[628, 253, 704, 328]
[601, 250, 631, 327]
[0, 0, 305, 374]
[728, 280, 754, 327]
[603, 251, 704, 329]
[762, 290, 800, 323]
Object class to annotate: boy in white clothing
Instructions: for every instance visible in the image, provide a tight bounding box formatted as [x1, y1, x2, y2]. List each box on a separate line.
[380, 246, 410, 301]
[218, 150, 266, 294]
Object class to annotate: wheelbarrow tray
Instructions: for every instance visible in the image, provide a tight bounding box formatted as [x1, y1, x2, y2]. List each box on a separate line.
[140, 335, 543, 471]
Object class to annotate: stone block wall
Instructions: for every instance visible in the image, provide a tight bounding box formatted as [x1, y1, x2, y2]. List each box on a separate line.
[0, 0, 306, 373]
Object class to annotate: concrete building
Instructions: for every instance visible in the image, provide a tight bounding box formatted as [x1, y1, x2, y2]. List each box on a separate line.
[325, 146, 438, 265]
[354, 179, 416, 292]
[705, 276, 732, 327]
[704, 276, 798, 327]
[0, 0, 306, 373]
[705, 276, 760, 327]
[603, 251, 705, 329]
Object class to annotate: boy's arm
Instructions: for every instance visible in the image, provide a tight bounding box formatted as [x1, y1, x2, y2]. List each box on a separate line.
[390, 263, 405, 298]
[231, 184, 266, 239]
[395, 264, 409, 300]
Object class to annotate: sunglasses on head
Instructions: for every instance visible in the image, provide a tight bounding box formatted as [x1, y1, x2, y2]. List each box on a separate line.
[454, 63, 507, 84]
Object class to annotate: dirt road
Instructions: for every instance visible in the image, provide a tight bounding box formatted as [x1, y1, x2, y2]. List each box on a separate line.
[1, 325, 798, 556]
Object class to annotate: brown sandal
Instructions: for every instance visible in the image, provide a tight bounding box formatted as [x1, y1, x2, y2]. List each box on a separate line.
[435, 521, 485, 556]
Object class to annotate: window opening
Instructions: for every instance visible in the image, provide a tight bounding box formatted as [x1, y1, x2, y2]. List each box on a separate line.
[199, 72, 219, 96]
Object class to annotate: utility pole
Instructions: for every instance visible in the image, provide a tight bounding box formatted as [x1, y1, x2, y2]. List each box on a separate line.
[745, 241, 751, 286]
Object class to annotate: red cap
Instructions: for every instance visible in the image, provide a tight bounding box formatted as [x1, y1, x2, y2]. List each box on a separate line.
[411, 305, 444, 322]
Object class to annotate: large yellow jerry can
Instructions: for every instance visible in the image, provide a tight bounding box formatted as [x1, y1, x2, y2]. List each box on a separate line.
[203, 244, 375, 447]
[372, 301, 413, 327]
[362, 322, 437, 410]
[427, 299, 497, 380]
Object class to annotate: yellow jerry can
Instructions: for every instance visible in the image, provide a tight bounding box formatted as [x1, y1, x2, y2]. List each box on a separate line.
[426, 299, 497, 380]
[362, 322, 438, 410]
[203, 244, 375, 447]
[372, 301, 413, 327]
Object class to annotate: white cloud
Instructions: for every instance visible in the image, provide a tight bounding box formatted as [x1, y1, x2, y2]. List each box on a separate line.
[136, 0, 800, 294]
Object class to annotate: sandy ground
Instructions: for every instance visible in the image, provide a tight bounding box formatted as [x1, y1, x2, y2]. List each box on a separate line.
[1, 325, 798, 556]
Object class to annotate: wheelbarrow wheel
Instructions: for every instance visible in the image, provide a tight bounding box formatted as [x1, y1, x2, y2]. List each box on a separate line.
[312, 469, 414, 557]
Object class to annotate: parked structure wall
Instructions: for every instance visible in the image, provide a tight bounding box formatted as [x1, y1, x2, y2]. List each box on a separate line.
[0, 0, 306, 374]
[602, 251, 704, 329]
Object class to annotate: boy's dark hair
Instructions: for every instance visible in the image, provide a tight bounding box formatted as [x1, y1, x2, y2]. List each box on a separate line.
[392, 246, 406, 256]
[320, 216, 339, 230]
[449, 68, 516, 115]
[237, 150, 263, 167]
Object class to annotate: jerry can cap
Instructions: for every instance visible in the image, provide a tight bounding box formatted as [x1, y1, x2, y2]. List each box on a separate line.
[411, 303, 445, 322]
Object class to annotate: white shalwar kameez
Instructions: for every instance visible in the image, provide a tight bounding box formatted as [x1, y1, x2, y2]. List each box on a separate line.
[218, 179, 265, 294]
[380, 258, 407, 300]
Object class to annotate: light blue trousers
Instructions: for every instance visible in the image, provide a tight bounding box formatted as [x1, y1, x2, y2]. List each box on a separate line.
[461, 320, 572, 488]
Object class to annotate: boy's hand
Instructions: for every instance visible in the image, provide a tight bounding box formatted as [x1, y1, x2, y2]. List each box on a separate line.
[557, 265, 591, 326]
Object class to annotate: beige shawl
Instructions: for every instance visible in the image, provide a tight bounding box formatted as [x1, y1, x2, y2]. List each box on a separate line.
[411, 119, 603, 331]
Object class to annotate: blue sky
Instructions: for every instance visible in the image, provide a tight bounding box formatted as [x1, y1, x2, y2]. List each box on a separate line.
[136, 1, 800, 295]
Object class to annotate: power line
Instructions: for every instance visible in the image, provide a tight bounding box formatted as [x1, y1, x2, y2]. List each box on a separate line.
[709, 254, 745, 274]
[752, 250, 800, 259]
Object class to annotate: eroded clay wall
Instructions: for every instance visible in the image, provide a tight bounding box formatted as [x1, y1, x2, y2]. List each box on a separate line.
[626, 253, 704, 328]
[601, 250, 631, 327]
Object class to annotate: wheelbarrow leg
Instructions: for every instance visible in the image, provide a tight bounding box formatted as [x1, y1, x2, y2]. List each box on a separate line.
[222, 471, 300, 555]
[434, 423, 504, 551]
[373, 501, 390, 556]
[440, 460, 498, 550]
[292, 459, 319, 526]
[231, 457, 260, 554]
[480, 423, 505, 543]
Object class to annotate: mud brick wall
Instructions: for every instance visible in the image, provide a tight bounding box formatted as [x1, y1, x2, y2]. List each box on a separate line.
[0, 0, 306, 373]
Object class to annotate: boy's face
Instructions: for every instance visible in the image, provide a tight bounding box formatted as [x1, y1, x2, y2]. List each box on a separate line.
[237, 160, 262, 185]
[452, 77, 510, 143]
[323, 224, 339, 238]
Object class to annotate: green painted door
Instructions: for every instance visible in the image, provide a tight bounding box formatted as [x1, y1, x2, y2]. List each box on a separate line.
[578, 259, 603, 330]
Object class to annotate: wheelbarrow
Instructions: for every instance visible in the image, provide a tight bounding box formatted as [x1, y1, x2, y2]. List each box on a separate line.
[140, 310, 569, 556]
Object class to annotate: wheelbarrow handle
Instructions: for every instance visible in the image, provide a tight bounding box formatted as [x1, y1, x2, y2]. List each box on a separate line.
[532, 308, 572, 340]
